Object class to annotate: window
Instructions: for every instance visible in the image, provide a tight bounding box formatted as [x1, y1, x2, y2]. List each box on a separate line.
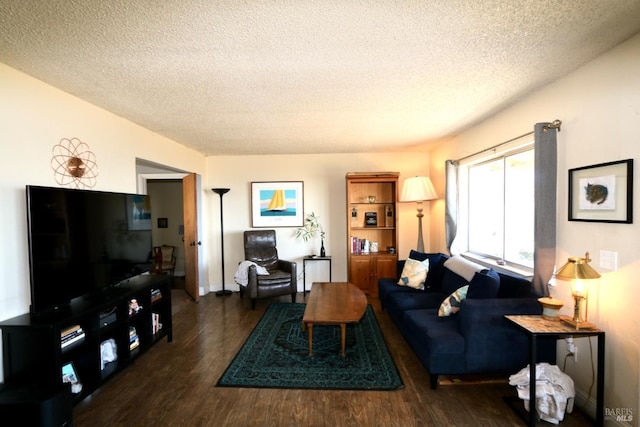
[460, 143, 534, 270]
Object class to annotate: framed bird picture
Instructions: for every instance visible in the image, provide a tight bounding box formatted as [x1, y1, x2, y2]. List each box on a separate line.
[568, 159, 633, 223]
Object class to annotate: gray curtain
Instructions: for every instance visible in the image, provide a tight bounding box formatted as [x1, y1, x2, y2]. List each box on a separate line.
[532, 122, 558, 297]
[445, 160, 459, 255]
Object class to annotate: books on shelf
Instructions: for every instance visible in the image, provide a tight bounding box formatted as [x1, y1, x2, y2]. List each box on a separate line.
[350, 236, 359, 254]
[61, 325, 85, 349]
[350, 237, 372, 254]
[152, 312, 163, 334]
[151, 288, 162, 303]
[129, 326, 139, 351]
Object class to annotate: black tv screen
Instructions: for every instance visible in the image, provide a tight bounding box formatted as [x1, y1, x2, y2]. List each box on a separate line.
[26, 185, 153, 316]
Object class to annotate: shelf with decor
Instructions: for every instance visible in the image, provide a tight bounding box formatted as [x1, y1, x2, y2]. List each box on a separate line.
[346, 172, 399, 297]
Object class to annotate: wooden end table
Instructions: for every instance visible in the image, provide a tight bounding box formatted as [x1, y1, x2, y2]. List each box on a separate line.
[302, 282, 367, 357]
[505, 315, 605, 426]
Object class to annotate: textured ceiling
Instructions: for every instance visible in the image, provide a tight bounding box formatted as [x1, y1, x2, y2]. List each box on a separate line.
[2, 1, 640, 156]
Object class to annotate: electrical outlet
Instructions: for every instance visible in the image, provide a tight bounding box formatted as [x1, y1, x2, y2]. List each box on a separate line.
[566, 337, 577, 362]
[600, 250, 618, 271]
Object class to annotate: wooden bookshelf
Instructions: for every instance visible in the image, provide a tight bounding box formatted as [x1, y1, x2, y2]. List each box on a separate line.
[346, 172, 399, 296]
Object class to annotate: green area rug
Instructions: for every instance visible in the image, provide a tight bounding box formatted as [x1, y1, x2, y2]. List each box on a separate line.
[216, 303, 403, 390]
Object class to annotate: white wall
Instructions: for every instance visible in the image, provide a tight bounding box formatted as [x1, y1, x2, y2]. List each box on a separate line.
[429, 33, 640, 421]
[0, 63, 207, 383]
[205, 153, 431, 292]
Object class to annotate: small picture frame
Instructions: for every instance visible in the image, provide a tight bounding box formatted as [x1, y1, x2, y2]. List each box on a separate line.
[365, 212, 378, 227]
[157, 218, 168, 228]
[62, 362, 79, 384]
[568, 159, 633, 223]
[62, 362, 82, 394]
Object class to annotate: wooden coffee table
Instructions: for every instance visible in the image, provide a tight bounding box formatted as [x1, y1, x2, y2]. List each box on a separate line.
[302, 282, 367, 357]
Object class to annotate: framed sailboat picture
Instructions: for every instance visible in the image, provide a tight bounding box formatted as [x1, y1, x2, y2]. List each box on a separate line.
[251, 181, 304, 227]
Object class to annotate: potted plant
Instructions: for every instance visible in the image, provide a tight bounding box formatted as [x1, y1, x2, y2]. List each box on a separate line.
[295, 212, 326, 256]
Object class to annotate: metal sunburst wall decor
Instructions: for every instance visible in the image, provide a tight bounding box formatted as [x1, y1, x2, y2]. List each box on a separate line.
[51, 137, 99, 188]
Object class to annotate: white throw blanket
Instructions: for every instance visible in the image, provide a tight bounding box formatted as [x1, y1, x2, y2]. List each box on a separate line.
[234, 260, 269, 286]
[509, 363, 575, 424]
[443, 255, 484, 282]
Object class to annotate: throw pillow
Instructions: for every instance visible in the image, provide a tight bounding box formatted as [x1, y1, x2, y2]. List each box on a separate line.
[466, 269, 500, 299]
[424, 253, 446, 291]
[438, 285, 469, 317]
[406, 251, 447, 291]
[397, 257, 430, 290]
[408, 249, 430, 262]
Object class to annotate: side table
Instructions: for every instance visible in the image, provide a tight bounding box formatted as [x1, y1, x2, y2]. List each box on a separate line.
[302, 256, 332, 293]
[505, 315, 605, 426]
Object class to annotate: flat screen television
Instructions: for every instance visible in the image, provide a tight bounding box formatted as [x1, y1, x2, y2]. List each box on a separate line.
[26, 185, 153, 316]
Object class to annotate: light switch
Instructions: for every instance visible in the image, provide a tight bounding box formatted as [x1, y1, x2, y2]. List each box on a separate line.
[599, 250, 618, 271]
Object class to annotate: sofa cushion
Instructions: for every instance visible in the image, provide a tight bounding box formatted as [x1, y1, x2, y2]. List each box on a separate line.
[403, 308, 465, 355]
[378, 277, 421, 306]
[425, 253, 448, 291]
[438, 285, 469, 317]
[466, 269, 500, 299]
[257, 268, 294, 285]
[397, 257, 430, 289]
[441, 269, 468, 295]
[386, 289, 447, 313]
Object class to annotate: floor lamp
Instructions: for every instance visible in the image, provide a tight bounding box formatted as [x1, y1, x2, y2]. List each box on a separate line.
[212, 188, 231, 296]
[400, 176, 438, 252]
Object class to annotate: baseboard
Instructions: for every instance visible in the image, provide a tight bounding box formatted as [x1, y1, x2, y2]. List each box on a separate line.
[573, 387, 633, 426]
[573, 387, 596, 420]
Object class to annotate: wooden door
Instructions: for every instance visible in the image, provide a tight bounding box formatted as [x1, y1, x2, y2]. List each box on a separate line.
[182, 173, 200, 302]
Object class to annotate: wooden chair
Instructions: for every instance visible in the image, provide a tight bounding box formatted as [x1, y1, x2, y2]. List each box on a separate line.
[153, 245, 176, 275]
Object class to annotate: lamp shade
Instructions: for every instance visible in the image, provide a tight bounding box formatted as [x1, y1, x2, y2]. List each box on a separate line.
[400, 176, 438, 202]
[555, 253, 601, 281]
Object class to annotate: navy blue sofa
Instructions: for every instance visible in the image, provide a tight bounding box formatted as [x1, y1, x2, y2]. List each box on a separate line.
[378, 252, 556, 389]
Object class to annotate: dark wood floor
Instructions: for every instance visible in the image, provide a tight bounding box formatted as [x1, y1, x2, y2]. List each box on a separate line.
[72, 290, 593, 426]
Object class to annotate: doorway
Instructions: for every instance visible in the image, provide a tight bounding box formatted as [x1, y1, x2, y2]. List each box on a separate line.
[136, 163, 203, 302]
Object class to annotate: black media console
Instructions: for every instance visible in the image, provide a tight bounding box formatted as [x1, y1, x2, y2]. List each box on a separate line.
[0, 274, 172, 411]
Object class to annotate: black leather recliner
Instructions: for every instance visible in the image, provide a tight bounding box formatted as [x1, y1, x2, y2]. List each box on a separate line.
[240, 230, 297, 309]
